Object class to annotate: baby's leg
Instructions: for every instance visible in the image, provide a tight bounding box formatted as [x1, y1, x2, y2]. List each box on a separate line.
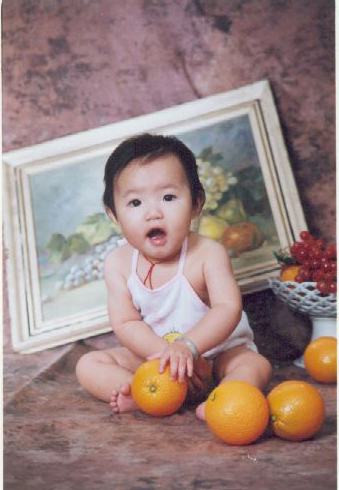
[196, 345, 272, 420]
[76, 347, 144, 413]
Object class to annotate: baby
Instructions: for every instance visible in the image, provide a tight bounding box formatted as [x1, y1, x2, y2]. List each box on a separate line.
[76, 133, 272, 419]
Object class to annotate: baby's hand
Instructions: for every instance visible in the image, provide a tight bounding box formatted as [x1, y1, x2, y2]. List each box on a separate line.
[150, 343, 194, 382]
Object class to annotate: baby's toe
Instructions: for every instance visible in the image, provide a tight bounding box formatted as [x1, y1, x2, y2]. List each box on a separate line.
[120, 383, 131, 396]
[110, 390, 118, 400]
[195, 402, 206, 421]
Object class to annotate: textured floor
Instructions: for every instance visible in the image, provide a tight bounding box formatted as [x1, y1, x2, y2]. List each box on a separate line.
[4, 341, 336, 490]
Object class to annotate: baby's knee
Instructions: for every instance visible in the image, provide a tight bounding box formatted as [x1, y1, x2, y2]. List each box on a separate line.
[239, 352, 272, 390]
[256, 353, 273, 386]
[75, 350, 101, 384]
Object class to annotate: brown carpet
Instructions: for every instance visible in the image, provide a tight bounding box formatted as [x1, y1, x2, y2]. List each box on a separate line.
[4, 342, 336, 490]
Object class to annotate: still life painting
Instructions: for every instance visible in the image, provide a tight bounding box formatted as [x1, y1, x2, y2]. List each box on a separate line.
[32, 113, 280, 324]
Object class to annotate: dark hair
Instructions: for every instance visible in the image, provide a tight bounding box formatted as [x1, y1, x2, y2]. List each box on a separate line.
[103, 133, 205, 217]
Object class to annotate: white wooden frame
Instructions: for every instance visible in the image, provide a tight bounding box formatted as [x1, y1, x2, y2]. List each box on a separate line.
[3, 80, 307, 353]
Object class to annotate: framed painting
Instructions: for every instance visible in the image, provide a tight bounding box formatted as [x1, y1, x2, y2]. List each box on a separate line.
[3, 80, 307, 353]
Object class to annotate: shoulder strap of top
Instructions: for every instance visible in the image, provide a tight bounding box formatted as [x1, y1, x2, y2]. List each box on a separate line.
[131, 248, 139, 274]
[178, 237, 188, 274]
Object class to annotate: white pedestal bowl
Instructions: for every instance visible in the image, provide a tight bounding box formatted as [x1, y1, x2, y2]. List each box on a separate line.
[269, 280, 337, 367]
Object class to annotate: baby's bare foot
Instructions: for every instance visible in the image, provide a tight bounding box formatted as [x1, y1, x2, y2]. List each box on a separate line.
[110, 383, 138, 414]
[195, 401, 206, 421]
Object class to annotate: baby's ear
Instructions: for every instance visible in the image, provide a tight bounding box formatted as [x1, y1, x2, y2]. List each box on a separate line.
[106, 207, 118, 225]
[106, 208, 123, 234]
[106, 209, 114, 220]
[193, 190, 206, 217]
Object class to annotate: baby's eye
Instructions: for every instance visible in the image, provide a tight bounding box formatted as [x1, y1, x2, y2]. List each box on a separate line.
[163, 194, 176, 202]
[128, 199, 141, 207]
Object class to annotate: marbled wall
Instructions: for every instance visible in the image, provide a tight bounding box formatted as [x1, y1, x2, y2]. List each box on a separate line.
[2, 0, 335, 353]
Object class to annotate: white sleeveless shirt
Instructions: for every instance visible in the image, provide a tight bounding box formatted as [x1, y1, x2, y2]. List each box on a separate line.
[127, 237, 257, 358]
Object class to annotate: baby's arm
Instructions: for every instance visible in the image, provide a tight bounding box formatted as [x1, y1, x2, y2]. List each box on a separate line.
[104, 248, 168, 359]
[184, 238, 242, 353]
[159, 238, 242, 373]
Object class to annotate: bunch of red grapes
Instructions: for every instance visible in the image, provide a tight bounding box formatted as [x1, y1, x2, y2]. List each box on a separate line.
[290, 231, 337, 294]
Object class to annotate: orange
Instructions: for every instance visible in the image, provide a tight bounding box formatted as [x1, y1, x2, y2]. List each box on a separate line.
[267, 380, 325, 441]
[131, 359, 187, 417]
[304, 336, 337, 383]
[280, 265, 301, 282]
[205, 381, 269, 445]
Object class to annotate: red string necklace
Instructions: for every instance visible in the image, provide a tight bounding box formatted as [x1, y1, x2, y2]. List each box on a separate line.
[143, 256, 161, 290]
[142, 249, 181, 289]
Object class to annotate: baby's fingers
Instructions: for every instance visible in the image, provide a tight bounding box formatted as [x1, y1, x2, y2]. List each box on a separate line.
[175, 356, 193, 383]
[177, 357, 187, 383]
[158, 351, 171, 373]
[186, 357, 194, 378]
[169, 354, 180, 380]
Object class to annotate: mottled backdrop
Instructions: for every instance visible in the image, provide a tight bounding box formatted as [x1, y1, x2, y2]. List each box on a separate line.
[2, 0, 335, 352]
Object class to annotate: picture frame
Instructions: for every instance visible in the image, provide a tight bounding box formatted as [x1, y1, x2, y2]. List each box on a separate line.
[3, 80, 307, 353]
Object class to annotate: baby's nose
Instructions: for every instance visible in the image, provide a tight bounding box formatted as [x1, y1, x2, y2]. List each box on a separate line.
[146, 204, 163, 220]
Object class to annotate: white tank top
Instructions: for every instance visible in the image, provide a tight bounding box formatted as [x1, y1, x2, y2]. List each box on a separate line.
[127, 237, 256, 358]
[127, 238, 208, 338]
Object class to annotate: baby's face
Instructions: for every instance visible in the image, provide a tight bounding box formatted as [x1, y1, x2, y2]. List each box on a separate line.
[113, 154, 199, 261]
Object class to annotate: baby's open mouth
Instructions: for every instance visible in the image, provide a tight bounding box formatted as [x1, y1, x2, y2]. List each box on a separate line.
[147, 228, 165, 239]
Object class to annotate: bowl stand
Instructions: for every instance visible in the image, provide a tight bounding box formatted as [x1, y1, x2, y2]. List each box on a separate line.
[294, 315, 337, 368]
